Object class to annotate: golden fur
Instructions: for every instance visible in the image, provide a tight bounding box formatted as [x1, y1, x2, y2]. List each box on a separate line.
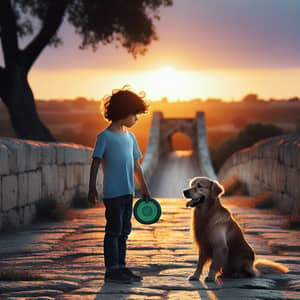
[183, 176, 288, 282]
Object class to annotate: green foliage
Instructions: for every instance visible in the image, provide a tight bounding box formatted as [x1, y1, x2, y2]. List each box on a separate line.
[222, 176, 248, 196]
[254, 192, 274, 209]
[212, 123, 283, 172]
[36, 196, 74, 222]
[11, 0, 173, 56]
[72, 191, 91, 209]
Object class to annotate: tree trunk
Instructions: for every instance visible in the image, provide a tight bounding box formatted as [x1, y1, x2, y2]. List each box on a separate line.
[2, 66, 55, 142]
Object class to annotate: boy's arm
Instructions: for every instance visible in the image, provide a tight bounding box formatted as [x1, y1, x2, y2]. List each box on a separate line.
[88, 157, 101, 205]
[134, 159, 150, 200]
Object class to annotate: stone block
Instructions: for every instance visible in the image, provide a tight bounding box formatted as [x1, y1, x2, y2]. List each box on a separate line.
[23, 204, 35, 225]
[241, 162, 250, 183]
[275, 163, 286, 192]
[0, 177, 1, 211]
[18, 173, 28, 207]
[282, 142, 293, 167]
[289, 142, 300, 170]
[277, 192, 293, 214]
[6, 208, 20, 229]
[42, 164, 58, 197]
[85, 148, 93, 164]
[286, 167, 298, 200]
[41, 144, 57, 165]
[2, 174, 18, 211]
[0, 212, 3, 231]
[296, 142, 300, 170]
[27, 171, 42, 204]
[77, 184, 89, 196]
[66, 165, 75, 189]
[65, 147, 82, 164]
[62, 188, 76, 206]
[0, 143, 9, 175]
[0, 139, 19, 173]
[25, 142, 42, 171]
[57, 166, 66, 196]
[56, 144, 66, 165]
[82, 164, 91, 186]
[262, 159, 273, 187]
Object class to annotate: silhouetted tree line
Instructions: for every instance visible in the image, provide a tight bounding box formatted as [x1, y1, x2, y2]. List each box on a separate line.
[210, 123, 284, 172]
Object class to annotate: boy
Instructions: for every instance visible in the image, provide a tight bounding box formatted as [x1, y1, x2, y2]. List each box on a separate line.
[88, 88, 150, 284]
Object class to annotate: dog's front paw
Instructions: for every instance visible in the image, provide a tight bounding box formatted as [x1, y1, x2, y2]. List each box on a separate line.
[188, 275, 199, 281]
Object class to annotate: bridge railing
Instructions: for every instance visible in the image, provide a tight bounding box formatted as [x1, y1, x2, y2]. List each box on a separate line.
[218, 134, 300, 220]
[196, 112, 218, 180]
[0, 138, 100, 231]
[141, 112, 162, 183]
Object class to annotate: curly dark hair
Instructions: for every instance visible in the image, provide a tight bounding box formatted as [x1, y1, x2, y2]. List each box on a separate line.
[103, 87, 148, 121]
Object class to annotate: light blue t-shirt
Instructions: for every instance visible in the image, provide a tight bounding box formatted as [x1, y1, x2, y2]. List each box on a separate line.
[92, 129, 142, 198]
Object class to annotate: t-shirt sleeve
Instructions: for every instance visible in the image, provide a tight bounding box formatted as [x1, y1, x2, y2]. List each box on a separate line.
[92, 133, 106, 158]
[130, 133, 142, 159]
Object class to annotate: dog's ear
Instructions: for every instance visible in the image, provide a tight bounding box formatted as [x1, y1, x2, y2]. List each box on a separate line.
[211, 180, 224, 198]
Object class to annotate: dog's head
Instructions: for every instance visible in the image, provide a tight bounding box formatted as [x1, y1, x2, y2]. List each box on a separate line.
[183, 176, 224, 207]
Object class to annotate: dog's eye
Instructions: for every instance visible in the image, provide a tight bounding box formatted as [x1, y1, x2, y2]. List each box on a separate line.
[197, 183, 202, 188]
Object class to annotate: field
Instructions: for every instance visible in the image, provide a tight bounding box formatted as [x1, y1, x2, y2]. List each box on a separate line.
[1, 98, 300, 156]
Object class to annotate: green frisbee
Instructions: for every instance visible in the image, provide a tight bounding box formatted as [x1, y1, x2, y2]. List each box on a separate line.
[133, 198, 161, 225]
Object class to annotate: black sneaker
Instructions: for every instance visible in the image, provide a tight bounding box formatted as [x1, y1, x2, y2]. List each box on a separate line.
[121, 268, 143, 281]
[104, 269, 133, 284]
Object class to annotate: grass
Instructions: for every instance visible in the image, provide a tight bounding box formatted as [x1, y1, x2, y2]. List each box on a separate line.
[254, 192, 275, 209]
[72, 191, 91, 208]
[288, 213, 300, 230]
[36, 196, 79, 222]
[1, 215, 18, 234]
[222, 176, 248, 196]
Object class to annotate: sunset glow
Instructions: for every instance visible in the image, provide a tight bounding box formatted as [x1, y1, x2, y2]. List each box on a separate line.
[1, 1, 300, 102]
[29, 67, 300, 101]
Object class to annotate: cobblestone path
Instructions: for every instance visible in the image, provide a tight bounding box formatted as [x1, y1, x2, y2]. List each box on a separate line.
[0, 197, 299, 300]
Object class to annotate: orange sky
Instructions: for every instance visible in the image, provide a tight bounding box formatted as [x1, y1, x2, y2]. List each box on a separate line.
[29, 67, 300, 101]
[2, 0, 300, 101]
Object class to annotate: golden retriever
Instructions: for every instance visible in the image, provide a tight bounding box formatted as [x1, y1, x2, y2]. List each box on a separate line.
[183, 176, 288, 282]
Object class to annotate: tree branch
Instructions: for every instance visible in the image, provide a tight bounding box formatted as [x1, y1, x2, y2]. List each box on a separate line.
[0, 0, 19, 67]
[22, 0, 68, 71]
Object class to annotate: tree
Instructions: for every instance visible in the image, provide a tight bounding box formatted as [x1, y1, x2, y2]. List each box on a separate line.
[0, 0, 172, 141]
[242, 93, 259, 103]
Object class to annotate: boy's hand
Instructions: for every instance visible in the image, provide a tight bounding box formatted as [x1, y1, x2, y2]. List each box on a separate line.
[88, 187, 99, 206]
[142, 193, 151, 202]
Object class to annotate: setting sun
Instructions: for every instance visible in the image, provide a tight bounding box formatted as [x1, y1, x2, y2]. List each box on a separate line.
[142, 66, 186, 100]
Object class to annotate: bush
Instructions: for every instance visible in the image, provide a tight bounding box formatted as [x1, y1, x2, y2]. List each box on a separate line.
[36, 196, 78, 222]
[212, 123, 283, 172]
[72, 191, 91, 208]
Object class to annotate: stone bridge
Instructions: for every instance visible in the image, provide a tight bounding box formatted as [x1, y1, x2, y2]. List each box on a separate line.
[0, 113, 300, 299]
[141, 111, 217, 197]
[0, 113, 299, 229]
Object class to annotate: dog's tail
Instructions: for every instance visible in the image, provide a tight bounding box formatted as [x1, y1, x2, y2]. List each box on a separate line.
[254, 259, 289, 275]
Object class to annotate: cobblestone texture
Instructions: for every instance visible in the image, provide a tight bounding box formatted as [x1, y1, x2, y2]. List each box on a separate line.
[0, 197, 299, 300]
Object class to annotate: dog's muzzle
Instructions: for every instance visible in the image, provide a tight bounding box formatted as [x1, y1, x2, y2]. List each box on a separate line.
[183, 188, 206, 207]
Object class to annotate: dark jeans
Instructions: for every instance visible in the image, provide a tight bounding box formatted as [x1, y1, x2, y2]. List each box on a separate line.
[103, 194, 133, 270]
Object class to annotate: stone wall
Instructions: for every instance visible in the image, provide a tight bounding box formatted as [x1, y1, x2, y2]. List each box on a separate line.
[196, 112, 217, 180]
[218, 134, 300, 218]
[0, 138, 100, 231]
[141, 112, 162, 182]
